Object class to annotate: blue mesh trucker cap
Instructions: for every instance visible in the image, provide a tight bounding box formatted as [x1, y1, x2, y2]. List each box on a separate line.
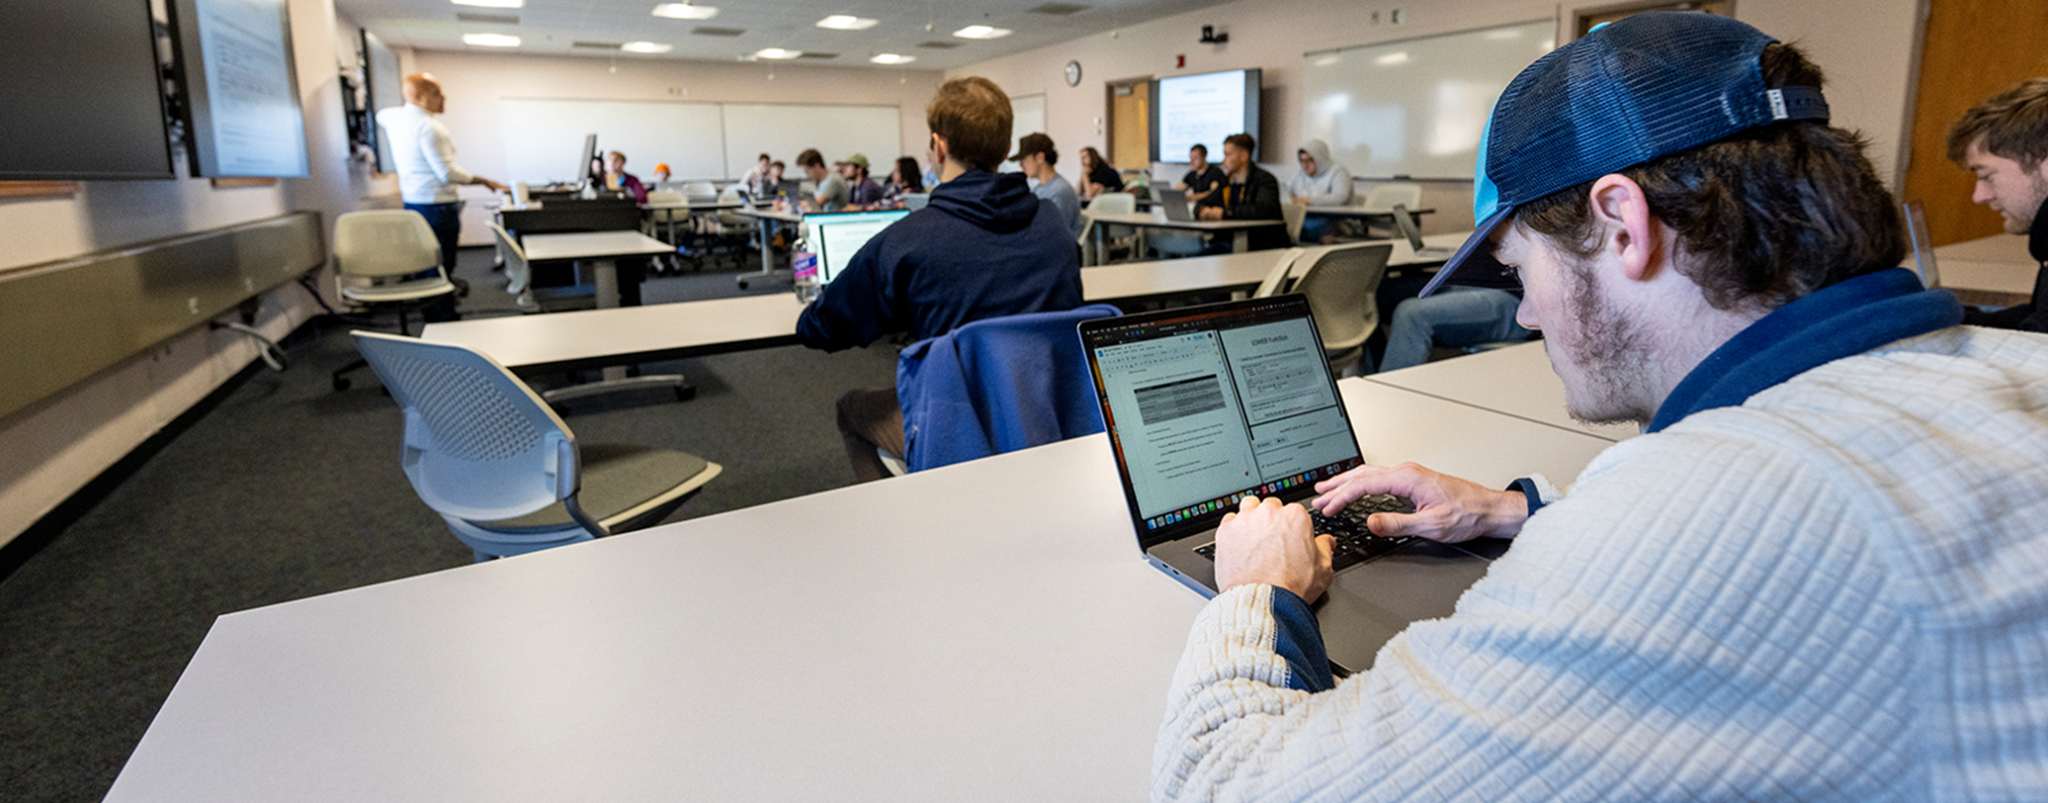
[1420, 12, 1831, 296]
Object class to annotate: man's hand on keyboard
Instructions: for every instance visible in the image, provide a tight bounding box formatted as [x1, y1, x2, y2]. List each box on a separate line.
[1215, 496, 1335, 602]
[1311, 462, 1527, 544]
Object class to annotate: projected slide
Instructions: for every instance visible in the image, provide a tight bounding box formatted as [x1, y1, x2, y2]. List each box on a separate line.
[1157, 70, 1250, 159]
[179, 0, 309, 177]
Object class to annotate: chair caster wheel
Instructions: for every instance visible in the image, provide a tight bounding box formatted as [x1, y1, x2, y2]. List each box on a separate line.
[675, 385, 697, 402]
[333, 377, 351, 391]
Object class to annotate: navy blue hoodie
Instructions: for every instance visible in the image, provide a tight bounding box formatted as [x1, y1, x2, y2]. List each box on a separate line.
[796, 169, 1083, 350]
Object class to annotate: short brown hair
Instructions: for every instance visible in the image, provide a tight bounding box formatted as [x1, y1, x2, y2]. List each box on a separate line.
[927, 77, 1013, 172]
[1947, 77, 2048, 171]
[1015, 132, 1057, 165]
[1511, 43, 1903, 313]
[1223, 133, 1255, 156]
[1190, 143, 1208, 157]
[796, 149, 825, 169]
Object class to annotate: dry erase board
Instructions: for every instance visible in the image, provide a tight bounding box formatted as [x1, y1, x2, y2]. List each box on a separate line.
[497, 99, 903, 184]
[1301, 19, 1555, 180]
[719, 104, 904, 179]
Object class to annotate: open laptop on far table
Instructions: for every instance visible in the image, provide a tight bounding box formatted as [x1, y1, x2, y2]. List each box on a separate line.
[1156, 188, 1195, 222]
[808, 209, 910, 286]
[1080, 295, 1504, 674]
[1903, 200, 1942, 288]
[1391, 204, 1455, 260]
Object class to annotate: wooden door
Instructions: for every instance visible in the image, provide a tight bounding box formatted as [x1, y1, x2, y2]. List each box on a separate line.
[1901, 0, 2048, 245]
[1109, 80, 1150, 172]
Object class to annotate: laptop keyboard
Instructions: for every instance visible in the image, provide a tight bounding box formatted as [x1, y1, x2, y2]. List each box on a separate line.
[1193, 494, 1417, 570]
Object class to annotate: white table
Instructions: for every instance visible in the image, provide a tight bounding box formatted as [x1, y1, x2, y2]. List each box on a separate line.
[1933, 233, 2038, 301]
[106, 379, 1616, 803]
[733, 206, 805, 288]
[1367, 341, 1640, 442]
[640, 199, 751, 255]
[518, 231, 686, 403]
[1083, 210, 1280, 265]
[423, 293, 807, 374]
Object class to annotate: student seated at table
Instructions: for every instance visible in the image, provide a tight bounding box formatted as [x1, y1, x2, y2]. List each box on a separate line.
[1175, 143, 1226, 204]
[796, 77, 1083, 483]
[1375, 286, 1536, 373]
[600, 150, 648, 204]
[738, 152, 774, 197]
[1289, 138, 1352, 243]
[877, 156, 925, 209]
[793, 149, 846, 212]
[1078, 146, 1124, 200]
[1949, 77, 2048, 333]
[840, 153, 886, 209]
[1014, 133, 1082, 239]
[1154, 14, 2048, 801]
[1194, 133, 1288, 252]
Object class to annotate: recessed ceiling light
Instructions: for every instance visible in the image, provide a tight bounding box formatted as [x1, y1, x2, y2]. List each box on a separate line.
[952, 25, 1011, 39]
[622, 41, 674, 53]
[452, 0, 522, 8]
[816, 15, 878, 31]
[462, 33, 521, 47]
[753, 48, 802, 59]
[652, 3, 718, 20]
[870, 53, 916, 64]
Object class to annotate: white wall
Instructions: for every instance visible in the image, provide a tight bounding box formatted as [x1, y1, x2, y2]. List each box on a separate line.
[951, 0, 1922, 234]
[0, 0, 385, 547]
[409, 50, 945, 188]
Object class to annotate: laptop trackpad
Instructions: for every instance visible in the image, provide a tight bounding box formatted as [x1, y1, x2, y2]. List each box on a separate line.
[1318, 542, 1494, 673]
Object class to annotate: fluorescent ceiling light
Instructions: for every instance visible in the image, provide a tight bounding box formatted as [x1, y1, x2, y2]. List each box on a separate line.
[462, 33, 522, 47]
[622, 41, 674, 53]
[1374, 52, 1410, 66]
[652, 3, 719, 20]
[952, 25, 1011, 39]
[452, 0, 522, 7]
[870, 53, 916, 64]
[817, 15, 878, 30]
[753, 48, 803, 59]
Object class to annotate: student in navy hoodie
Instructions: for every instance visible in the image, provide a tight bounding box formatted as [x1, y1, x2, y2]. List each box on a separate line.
[797, 76, 1083, 482]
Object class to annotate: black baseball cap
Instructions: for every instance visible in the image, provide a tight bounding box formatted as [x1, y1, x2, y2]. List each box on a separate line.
[1421, 12, 1831, 296]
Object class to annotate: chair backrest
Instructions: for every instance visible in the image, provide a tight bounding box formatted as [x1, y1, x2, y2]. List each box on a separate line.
[646, 189, 686, 205]
[895, 304, 1123, 472]
[717, 185, 750, 226]
[684, 180, 718, 200]
[333, 210, 442, 278]
[349, 331, 604, 535]
[1253, 247, 1309, 298]
[1283, 202, 1308, 244]
[1088, 192, 1136, 215]
[1291, 243, 1396, 354]
[490, 223, 529, 275]
[1362, 183, 1422, 211]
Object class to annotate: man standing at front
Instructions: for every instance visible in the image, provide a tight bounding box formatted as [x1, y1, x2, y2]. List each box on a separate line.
[1949, 77, 2048, 332]
[376, 73, 506, 320]
[797, 78, 1082, 483]
[1156, 14, 2048, 801]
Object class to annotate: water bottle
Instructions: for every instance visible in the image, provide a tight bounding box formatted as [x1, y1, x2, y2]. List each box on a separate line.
[791, 250, 820, 304]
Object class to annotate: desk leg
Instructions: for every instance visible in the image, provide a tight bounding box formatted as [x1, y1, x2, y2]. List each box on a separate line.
[1094, 222, 1107, 266]
[1233, 230, 1249, 253]
[542, 257, 694, 407]
[739, 220, 785, 288]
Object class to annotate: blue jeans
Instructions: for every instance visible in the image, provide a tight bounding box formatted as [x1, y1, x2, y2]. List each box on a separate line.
[404, 201, 463, 322]
[1378, 287, 1533, 372]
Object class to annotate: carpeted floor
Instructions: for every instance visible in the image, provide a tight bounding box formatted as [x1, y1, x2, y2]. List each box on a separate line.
[0, 246, 899, 802]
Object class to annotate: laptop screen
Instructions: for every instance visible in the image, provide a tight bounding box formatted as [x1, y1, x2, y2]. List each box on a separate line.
[811, 209, 910, 284]
[1903, 200, 1941, 288]
[1081, 296, 1366, 549]
[1390, 204, 1427, 250]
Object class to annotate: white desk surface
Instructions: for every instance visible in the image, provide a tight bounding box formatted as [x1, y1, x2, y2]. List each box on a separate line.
[641, 200, 749, 211]
[520, 231, 676, 262]
[422, 293, 806, 371]
[735, 206, 805, 223]
[1934, 233, 2037, 296]
[1305, 205, 1437, 218]
[1085, 210, 1278, 231]
[107, 380, 1615, 803]
[1367, 341, 1639, 442]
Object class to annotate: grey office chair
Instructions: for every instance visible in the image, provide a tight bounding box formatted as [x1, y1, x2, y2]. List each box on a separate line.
[1283, 202, 1309, 245]
[1281, 242, 1396, 375]
[351, 331, 722, 561]
[330, 210, 458, 391]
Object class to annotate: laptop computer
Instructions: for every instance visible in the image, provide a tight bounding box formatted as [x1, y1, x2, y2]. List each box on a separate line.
[808, 209, 910, 285]
[1903, 200, 1942, 288]
[1080, 295, 1504, 674]
[1391, 204, 1455, 260]
[1157, 188, 1195, 222]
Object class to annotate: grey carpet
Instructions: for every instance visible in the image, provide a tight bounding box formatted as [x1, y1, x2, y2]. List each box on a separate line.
[0, 246, 898, 801]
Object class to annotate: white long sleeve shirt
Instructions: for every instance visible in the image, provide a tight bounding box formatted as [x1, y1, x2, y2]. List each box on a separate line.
[1155, 322, 2048, 801]
[376, 104, 476, 204]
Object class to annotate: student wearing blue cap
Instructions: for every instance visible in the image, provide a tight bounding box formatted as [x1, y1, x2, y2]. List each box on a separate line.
[1155, 13, 2048, 801]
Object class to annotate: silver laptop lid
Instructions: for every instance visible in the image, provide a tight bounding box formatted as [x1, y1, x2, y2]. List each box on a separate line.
[1903, 200, 1941, 288]
[1390, 204, 1428, 250]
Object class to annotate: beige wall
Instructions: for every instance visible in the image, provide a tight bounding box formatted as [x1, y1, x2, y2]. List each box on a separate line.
[951, 0, 1922, 234]
[410, 50, 945, 186]
[0, 0, 380, 547]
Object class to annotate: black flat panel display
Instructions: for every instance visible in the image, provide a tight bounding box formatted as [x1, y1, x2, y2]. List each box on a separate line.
[362, 29, 401, 174]
[0, 0, 175, 180]
[1149, 68, 1262, 164]
[169, 0, 310, 177]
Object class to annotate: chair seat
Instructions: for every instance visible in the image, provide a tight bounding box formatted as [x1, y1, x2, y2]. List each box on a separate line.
[469, 444, 717, 534]
[342, 278, 456, 304]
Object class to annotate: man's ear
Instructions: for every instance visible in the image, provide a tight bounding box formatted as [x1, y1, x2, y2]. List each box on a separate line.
[1587, 174, 1662, 282]
[930, 133, 951, 166]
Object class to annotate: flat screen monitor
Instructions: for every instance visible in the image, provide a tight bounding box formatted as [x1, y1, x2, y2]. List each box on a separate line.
[810, 209, 909, 284]
[578, 133, 599, 187]
[361, 29, 402, 174]
[169, 0, 310, 177]
[1151, 68, 1261, 163]
[0, 0, 175, 180]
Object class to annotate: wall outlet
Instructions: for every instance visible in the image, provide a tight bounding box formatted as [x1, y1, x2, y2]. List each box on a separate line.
[1368, 9, 1382, 24]
[1390, 7, 1407, 25]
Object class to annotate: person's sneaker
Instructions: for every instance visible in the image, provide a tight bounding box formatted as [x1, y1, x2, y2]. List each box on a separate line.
[515, 290, 538, 313]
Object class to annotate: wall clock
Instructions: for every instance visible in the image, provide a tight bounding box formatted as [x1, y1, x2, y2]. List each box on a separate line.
[1065, 60, 1083, 87]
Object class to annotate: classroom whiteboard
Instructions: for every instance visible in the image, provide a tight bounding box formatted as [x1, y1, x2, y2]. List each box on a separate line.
[500, 99, 725, 184]
[720, 104, 903, 179]
[1301, 19, 1555, 180]
[999, 93, 1046, 173]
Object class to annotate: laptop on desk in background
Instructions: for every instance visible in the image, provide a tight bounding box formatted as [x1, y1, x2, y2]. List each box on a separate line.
[1156, 188, 1196, 222]
[808, 209, 910, 285]
[1080, 295, 1504, 674]
[1391, 204, 1455, 260]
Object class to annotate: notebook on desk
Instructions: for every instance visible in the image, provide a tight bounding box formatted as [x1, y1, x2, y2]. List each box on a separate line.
[809, 209, 910, 285]
[1079, 296, 1503, 674]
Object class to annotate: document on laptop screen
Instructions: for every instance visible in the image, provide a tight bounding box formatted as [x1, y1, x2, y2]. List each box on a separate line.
[817, 212, 906, 283]
[1220, 319, 1357, 479]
